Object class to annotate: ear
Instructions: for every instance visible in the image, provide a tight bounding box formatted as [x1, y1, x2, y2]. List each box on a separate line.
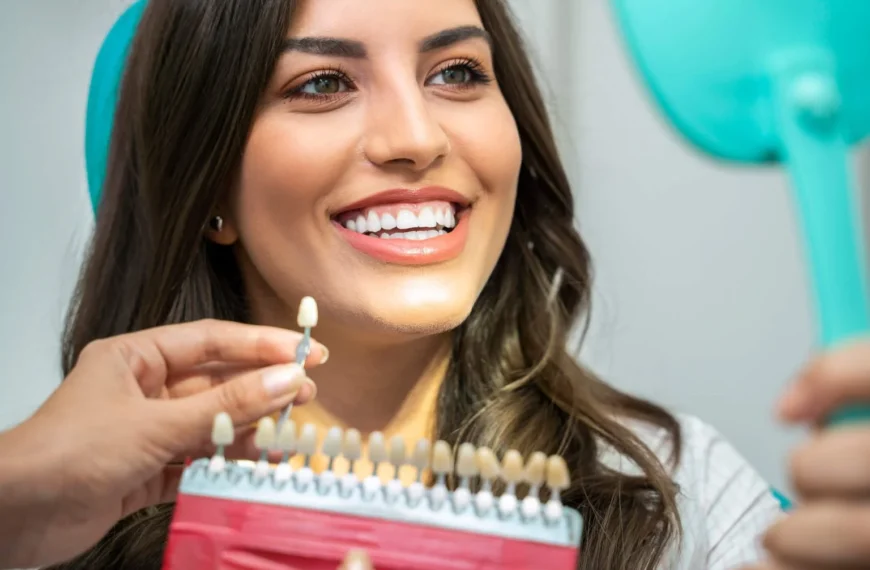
[205, 213, 239, 246]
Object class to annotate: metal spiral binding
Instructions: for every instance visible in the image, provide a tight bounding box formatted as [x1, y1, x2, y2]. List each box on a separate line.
[179, 414, 584, 547]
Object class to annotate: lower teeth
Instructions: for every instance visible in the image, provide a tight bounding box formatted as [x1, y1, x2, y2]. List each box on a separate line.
[368, 229, 449, 240]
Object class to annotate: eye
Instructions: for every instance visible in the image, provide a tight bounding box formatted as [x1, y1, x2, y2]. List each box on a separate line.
[427, 58, 492, 88]
[431, 66, 474, 86]
[298, 73, 350, 96]
[285, 68, 355, 102]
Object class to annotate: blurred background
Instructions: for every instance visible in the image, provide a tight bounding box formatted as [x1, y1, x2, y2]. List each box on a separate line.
[3, 0, 868, 494]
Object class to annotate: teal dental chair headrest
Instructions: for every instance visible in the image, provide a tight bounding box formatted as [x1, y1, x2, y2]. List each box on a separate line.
[85, 0, 146, 213]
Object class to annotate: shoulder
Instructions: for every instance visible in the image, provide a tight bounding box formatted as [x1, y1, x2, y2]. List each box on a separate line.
[615, 413, 784, 569]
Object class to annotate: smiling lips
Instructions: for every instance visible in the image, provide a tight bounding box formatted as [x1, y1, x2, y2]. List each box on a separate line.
[332, 187, 471, 265]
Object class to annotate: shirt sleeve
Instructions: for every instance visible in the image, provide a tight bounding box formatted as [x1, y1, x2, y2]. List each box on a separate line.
[683, 415, 785, 570]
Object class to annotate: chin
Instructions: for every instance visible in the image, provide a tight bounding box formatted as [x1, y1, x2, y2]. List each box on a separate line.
[351, 278, 478, 337]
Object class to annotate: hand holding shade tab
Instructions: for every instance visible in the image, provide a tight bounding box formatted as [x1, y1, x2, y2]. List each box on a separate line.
[611, 0, 870, 425]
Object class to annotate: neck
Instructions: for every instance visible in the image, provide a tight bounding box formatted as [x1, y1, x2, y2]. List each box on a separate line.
[301, 322, 451, 436]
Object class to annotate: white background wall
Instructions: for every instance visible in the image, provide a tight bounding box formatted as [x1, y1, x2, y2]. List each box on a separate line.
[3, 0, 867, 494]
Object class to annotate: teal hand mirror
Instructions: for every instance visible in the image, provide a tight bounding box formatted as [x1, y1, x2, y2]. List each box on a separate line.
[611, 0, 870, 425]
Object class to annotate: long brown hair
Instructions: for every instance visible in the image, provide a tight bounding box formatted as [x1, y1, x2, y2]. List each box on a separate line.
[53, 1, 683, 568]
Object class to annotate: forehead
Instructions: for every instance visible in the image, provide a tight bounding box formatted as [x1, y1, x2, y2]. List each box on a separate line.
[289, 0, 484, 39]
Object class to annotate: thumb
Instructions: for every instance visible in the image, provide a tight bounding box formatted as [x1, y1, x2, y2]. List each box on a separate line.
[163, 363, 311, 444]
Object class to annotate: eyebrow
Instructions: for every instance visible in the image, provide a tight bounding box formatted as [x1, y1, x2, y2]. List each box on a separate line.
[282, 25, 492, 58]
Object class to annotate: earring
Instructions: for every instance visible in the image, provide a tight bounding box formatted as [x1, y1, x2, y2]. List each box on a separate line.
[209, 215, 224, 232]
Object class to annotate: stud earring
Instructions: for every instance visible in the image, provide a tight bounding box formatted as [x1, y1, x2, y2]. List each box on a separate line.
[209, 216, 224, 232]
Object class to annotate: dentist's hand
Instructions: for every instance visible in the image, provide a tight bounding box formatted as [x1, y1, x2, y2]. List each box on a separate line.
[0, 320, 326, 570]
[745, 340, 870, 569]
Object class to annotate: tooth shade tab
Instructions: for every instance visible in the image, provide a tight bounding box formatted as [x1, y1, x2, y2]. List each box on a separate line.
[411, 438, 431, 470]
[339, 200, 458, 235]
[389, 436, 407, 467]
[254, 417, 276, 450]
[297, 296, 318, 328]
[501, 450, 524, 484]
[275, 420, 297, 453]
[322, 427, 343, 458]
[211, 412, 234, 447]
[297, 423, 318, 456]
[546, 455, 570, 491]
[524, 452, 547, 488]
[431, 440, 454, 475]
[475, 447, 500, 481]
[342, 429, 362, 461]
[369, 431, 389, 466]
[456, 443, 478, 478]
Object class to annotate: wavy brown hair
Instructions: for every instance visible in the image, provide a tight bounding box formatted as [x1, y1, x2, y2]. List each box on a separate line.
[51, 1, 683, 569]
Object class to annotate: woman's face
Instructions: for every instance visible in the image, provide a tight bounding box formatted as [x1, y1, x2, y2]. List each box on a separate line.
[227, 0, 522, 337]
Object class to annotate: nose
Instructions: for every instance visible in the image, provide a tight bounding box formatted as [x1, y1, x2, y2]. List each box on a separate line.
[363, 87, 450, 171]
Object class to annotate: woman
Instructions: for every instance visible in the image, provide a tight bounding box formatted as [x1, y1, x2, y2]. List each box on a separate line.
[51, 0, 782, 568]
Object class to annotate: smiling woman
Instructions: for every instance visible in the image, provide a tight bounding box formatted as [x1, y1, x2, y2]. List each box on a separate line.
[50, 0, 781, 569]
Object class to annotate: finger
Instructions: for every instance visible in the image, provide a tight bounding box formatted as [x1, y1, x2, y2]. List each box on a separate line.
[339, 550, 374, 570]
[777, 339, 870, 423]
[164, 362, 262, 399]
[101, 319, 327, 396]
[790, 426, 870, 499]
[165, 361, 321, 403]
[157, 363, 315, 456]
[763, 502, 870, 567]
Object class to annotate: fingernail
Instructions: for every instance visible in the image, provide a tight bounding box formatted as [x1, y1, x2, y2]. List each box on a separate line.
[261, 364, 305, 397]
[777, 386, 808, 421]
[295, 379, 318, 403]
[320, 344, 329, 364]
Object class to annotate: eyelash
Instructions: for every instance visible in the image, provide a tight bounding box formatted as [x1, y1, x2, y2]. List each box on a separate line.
[284, 57, 493, 102]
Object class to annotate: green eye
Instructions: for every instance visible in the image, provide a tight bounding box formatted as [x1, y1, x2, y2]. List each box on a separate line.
[440, 67, 472, 84]
[431, 66, 474, 86]
[300, 75, 347, 95]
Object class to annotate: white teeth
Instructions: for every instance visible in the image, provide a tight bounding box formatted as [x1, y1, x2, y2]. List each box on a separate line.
[380, 213, 397, 230]
[396, 210, 418, 230]
[342, 206, 457, 237]
[379, 230, 447, 241]
[417, 208, 437, 228]
[366, 211, 381, 233]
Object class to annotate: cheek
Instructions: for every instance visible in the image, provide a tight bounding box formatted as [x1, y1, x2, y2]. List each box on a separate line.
[234, 110, 354, 234]
[448, 98, 522, 210]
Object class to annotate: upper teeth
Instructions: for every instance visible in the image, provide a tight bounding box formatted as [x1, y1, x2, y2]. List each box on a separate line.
[345, 206, 456, 235]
